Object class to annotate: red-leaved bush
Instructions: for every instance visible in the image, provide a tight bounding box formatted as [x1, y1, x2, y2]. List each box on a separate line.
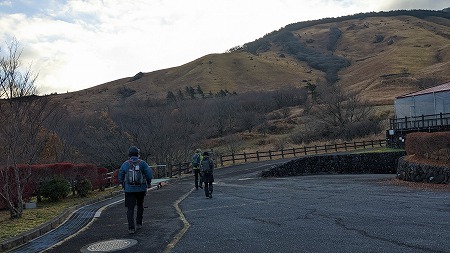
[405, 131, 450, 161]
[0, 163, 108, 210]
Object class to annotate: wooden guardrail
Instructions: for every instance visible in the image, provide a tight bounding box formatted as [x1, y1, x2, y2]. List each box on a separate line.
[218, 139, 387, 166]
[168, 162, 192, 178]
[162, 139, 386, 176]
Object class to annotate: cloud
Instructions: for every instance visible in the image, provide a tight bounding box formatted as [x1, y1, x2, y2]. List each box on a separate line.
[379, 0, 449, 10]
[0, 0, 448, 94]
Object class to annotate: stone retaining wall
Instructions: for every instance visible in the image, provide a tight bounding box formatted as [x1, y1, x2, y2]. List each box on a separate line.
[261, 151, 406, 177]
[396, 157, 450, 184]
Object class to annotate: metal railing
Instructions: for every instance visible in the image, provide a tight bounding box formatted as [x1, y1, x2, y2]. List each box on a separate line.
[390, 112, 450, 131]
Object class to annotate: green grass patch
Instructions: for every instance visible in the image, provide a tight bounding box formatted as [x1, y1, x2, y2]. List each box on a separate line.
[351, 147, 405, 154]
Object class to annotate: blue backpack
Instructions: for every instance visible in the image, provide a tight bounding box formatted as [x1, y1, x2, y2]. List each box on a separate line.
[192, 154, 201, 167]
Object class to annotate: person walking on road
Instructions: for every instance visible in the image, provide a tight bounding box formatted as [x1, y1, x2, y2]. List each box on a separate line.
[200, 151, 214, 198]
[118, 146, 153, 234]
[192, 148, 203, 190]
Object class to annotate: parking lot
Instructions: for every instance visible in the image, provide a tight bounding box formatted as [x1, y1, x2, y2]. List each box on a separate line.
[21, 159, 450, 253]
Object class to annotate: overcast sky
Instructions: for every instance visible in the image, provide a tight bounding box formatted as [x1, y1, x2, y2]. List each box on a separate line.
[0, 0, 448, 94]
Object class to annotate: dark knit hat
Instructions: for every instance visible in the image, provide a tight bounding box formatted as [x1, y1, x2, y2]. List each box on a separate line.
[128, 146, 140, 157]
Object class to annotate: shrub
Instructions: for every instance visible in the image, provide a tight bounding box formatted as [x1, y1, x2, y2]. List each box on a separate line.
[327, 27, 342, 51]
[39, 178, 71, 202]
[405, 132, 450, 162]
[118, 86, 136, 98]
[129, 72, 144, 82]
[374, 34, 384, 43]
[96, 167, 108, 191]
[76, 179, 92, 197]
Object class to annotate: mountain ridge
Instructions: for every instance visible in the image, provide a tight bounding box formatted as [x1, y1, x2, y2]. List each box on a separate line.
[50, 9, 450, 114]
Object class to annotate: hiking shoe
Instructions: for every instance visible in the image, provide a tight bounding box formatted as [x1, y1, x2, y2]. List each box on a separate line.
[199, 185, 203, 189]
[129, 228, 135, 234]
[136, 224, 143, 230]
[209, 194, 212, 198]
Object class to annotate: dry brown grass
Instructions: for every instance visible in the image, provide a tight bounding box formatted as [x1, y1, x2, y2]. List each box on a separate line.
[0, 187, 119, 241]
[382, 178, 450, 192]
[48, 15, 449, 118]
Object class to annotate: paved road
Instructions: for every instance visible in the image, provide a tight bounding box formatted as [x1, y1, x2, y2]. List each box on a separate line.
[17, 159, 449, 253]
[171, 161, 450, 253]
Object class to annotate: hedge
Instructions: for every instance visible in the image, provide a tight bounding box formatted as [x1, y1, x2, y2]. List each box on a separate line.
[405, 132, 450, 163]
[0, 163, 108, 209]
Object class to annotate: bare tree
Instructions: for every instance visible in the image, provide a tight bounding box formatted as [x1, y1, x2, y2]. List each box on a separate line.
[75, 111, 131, 167]
[109, 99, 198, 167]
[0, 38, 59, 218]
[311, 84, 376, 139]
[50, 111, 87, 163]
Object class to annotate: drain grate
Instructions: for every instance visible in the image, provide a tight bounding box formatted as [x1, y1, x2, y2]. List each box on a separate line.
[80, 239, 137, 253]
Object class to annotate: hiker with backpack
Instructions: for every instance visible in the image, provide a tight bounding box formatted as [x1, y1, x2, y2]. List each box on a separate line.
[191, 148, 203, 190]
[118, 146, 153, 234]
[200, 151, 214, 198]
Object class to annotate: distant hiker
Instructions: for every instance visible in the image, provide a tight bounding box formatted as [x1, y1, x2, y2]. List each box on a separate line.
[118, 146, 153, 234]
[200, 151, 214, 198]
[192, 148, 203, 190]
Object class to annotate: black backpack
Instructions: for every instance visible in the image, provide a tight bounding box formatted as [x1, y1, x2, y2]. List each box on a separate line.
[200, 158, 212, 173]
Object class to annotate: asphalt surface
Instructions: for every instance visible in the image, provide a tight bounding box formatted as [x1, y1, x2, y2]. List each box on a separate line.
[42, 178, 192, 253]
[10, 159, 450, 253]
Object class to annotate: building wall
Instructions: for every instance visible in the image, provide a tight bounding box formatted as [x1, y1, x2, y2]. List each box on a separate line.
[394, 90, 450, 118]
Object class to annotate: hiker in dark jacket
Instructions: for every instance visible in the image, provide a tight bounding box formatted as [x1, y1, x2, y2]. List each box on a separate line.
[118, 146, 153, 234]
[200, 151, 214, 198]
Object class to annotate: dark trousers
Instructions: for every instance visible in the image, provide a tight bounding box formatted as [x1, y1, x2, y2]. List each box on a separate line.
[203, 172, 214, 196]
[194, 169, 202, 188]
[204, 181, 213, 197]
[125, 191, 146, 229]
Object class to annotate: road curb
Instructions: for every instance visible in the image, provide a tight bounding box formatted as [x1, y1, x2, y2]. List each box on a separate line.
[0, 177, 175, 252]
[0, 190, 124, 252]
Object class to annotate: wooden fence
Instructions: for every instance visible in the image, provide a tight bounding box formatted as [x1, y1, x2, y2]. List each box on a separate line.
[218, 139, 387, 166]
[152, 139, 387, 177]
[168, 162, 192, 178]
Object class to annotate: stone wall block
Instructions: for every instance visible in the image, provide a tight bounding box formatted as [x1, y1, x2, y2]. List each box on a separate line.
[261, 152, 406, 178]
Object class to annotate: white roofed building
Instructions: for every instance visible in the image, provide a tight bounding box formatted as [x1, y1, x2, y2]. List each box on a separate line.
[387, 81, 450, 147]
[394, 81, 450, 118]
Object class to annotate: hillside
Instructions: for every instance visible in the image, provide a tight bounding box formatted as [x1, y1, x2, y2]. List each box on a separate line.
[51, 52, 323, 114]
[30, 9, 449, 167]
[50, 10, 449, 115]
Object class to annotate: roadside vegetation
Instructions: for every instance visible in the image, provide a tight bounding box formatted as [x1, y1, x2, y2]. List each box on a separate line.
[0, 187, 118, 240]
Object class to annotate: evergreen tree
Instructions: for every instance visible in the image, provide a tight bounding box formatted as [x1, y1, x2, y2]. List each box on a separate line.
[197, 85, 204, 96]
[177, 89, 184, 100]
[166, 91, 177, 103]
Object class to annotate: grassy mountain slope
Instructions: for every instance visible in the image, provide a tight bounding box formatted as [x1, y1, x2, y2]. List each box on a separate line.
[52, 52, 322, 114]
[51, 10, 449, 115]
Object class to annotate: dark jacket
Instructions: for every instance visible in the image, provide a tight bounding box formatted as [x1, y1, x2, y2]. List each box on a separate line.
[200, 157, 214, 182]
